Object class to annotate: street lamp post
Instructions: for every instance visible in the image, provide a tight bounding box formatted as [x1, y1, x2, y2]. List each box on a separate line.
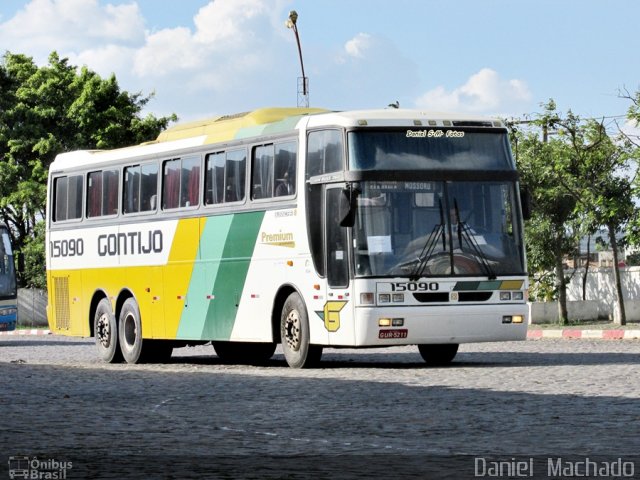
[286, 10, 309, 107]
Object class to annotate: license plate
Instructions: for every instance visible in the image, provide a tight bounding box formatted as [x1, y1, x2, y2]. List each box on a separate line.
[379, 329, 408, 339]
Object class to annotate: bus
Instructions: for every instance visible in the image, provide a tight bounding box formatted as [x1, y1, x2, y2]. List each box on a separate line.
[0, 222, 17, 332]
[46, 107, 529, 368]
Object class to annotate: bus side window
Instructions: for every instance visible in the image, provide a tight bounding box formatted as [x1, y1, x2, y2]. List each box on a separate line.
[162, 159, 180, 209]
[124, 163, 158, 214]
[163, 156, 201, 210]
[180, 156, 200, 208]
[87, 170, 119, 218]
[140, 163, 158, 212]
[307, 130, 344, 178]
[205, 152, 225, 205]
[123, 166, 140, 214]
[252, 145, 274, 199]
[53, 175, 83, 222]
[225, 149, 246, 203]
[275, 141, 297, 197]
[54, 177, 69, 222]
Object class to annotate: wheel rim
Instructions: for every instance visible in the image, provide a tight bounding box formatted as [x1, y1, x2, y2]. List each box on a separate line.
[96, 313, 111, 348]
[123, 312, 137, 348]
[284, 309, 301, 352]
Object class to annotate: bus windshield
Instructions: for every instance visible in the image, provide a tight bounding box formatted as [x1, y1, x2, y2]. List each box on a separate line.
[0, 227, 17, 298]
[352, 181, 525, 278]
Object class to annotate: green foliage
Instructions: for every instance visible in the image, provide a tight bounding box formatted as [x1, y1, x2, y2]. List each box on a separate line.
[509, 101, 580, 302]
[0, 51, 177, 288]
[21, 221, 46, 289]
[510, 98, 639, 322]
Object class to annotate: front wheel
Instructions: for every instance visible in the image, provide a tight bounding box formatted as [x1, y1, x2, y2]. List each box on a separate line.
[281, 293, 322, 368]
[418, 344, 459, 366]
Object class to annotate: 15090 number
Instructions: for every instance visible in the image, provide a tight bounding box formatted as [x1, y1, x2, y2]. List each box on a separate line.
[390, 282, 439, 292]
[50, 238, 84, 258]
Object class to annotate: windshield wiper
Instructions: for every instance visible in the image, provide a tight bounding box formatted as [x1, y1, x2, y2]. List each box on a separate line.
[409, 198, 445, 281]
[453, 201, 497, 280]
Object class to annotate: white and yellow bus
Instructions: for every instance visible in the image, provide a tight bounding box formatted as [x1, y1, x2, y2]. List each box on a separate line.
[46, 107, 529, 368]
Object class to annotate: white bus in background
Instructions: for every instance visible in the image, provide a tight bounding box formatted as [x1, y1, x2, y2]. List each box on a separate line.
[46, 107, 529, 368]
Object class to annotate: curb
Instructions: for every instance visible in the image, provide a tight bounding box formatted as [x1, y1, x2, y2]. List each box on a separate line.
[0, 329, 51, 336]
[527, 329, 640, 340]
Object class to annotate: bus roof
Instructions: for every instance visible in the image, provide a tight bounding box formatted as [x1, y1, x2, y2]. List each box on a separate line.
[305, 109, 504, 129]
[50, 107, 504, 172]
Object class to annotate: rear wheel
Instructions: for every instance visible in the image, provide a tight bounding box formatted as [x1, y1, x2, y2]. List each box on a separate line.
[418, 344, 459, 366]
[118, 297, 148, 364]
[213, 341, 276, 365]
[281, 292, 322, 368]
[94, 298, 122, 363]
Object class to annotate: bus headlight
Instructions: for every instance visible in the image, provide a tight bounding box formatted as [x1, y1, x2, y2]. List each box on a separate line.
[512, 291, 524, 301]
[378, 294, 391, 304]
[392, 293, 404, 303]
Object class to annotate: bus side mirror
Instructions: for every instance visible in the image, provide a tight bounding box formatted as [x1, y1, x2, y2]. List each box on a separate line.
[520, 185, 532, 220]
[339, 187, 357, 227]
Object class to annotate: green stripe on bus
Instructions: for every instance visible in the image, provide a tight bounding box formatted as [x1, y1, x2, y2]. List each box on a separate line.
[200, 211, 265, 340]
[176, 215, 234, 339]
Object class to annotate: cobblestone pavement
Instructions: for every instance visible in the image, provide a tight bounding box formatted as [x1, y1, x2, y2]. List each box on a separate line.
[1, 336, 638, 479]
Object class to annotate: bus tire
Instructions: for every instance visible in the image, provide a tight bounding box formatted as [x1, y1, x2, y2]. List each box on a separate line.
[94, 298, 122, 363]
[118, 297, 146, 364]
[281, 292, 322, 368]
[417, 343, 459, 366]
[213, 341, 276, 365]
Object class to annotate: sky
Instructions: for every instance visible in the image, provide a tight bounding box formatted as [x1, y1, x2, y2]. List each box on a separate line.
[0, 0, 639, 129]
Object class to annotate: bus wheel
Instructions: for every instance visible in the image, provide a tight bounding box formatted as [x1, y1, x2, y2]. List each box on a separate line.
[118, 298, 146, 364]
[213, 341, 276, 365]
[281, 293, 322, 368]
[417, 344, 459, 366]
[94, 298, 122, 363]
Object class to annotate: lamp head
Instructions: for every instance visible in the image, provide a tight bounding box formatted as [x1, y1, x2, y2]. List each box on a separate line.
[286, 10, 298, 28]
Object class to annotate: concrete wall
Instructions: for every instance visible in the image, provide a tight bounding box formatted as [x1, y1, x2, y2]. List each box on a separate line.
[530, 266, 640, 323]
[17, 288, 48, 327]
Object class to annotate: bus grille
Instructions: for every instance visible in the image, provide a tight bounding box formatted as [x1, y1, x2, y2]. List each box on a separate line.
[54, 276, 70, 330]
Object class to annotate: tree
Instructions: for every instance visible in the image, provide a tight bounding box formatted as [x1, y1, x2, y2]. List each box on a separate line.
[512, 100, 637, 325]
[0, 51, 177, 287]
[552, 113, 635, 325]
[510, 101, 578, 324]
[620, 88, 640, 250]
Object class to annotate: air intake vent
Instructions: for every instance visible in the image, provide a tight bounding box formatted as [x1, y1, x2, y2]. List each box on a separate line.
[413, 292, 450, 303]
[458, 292, 493, 302]
[53, 276, 70, 330]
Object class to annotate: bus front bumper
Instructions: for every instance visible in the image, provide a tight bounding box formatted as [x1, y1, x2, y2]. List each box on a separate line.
[354, 303, 528, 346]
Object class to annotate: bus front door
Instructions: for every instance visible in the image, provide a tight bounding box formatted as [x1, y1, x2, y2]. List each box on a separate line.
[324, 186, 351, 342]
